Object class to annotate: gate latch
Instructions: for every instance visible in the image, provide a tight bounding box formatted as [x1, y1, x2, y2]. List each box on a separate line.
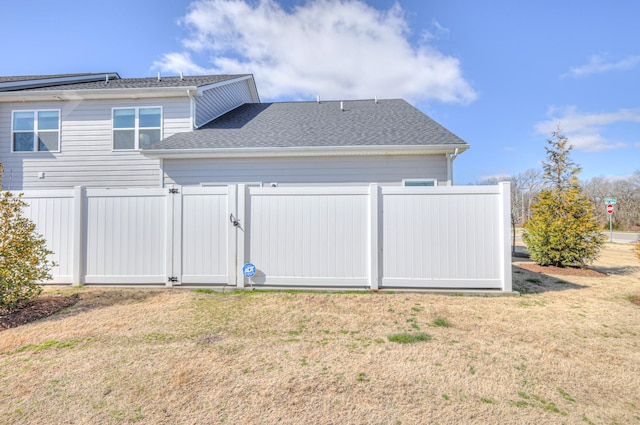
[229, 213, 240, 227]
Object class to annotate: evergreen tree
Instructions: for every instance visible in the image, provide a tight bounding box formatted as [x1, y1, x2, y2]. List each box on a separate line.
[522, 129, 605, 267]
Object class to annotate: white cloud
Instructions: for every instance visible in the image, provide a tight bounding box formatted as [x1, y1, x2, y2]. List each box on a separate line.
[563, 54, 640, 78]
[154, 0, 476, 104]
[421, 19, 450, 42]
[535, 105, 640, 151]
[154, 52, 208, 75]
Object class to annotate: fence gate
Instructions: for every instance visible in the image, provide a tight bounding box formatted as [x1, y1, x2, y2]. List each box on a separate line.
[167, 186, 236, 286]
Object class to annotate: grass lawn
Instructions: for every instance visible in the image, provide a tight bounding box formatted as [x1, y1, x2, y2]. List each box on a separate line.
[1, 244, 639, 424]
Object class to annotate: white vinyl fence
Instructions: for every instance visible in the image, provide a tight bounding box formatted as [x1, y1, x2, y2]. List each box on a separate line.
[15, 183, 512, 292]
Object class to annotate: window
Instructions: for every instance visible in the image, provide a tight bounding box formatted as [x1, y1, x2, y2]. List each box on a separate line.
[113, 107, 162, 150]
[12, 110, 60, 152]
[201, 182, 263, 187]
[402, 179, 437, 187]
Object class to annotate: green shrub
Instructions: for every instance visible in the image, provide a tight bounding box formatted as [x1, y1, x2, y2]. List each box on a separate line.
[0, 165, 54, 310]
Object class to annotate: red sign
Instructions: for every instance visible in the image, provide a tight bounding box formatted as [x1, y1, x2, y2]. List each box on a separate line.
[607, 204, 614, 214]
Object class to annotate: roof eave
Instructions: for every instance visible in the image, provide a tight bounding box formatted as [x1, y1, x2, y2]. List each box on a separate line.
[142, 144, 470, 159]
[0, 86, 199, 102]
[197, 75, 260, 102]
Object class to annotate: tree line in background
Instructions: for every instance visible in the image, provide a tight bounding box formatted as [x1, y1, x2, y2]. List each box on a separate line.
[482, 166, 640, 232]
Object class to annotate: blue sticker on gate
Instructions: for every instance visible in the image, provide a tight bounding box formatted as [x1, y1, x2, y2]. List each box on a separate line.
[242, 263, 257, 278]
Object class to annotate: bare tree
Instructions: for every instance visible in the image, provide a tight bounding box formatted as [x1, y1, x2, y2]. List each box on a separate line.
[515, 168, 544, 224]
[582, 172, 640, 231]
[477, 169, 548, 254]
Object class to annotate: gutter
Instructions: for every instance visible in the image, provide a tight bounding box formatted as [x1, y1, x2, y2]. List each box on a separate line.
[0, 86, 200, 102]
[142, 144, 470, 160]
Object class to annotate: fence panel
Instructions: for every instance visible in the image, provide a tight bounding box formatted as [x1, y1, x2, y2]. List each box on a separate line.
[381, 186, 503, 289]
[245, 187, 370, 287]
[18, 190, 75, 283]
[84, 188, 167, 284]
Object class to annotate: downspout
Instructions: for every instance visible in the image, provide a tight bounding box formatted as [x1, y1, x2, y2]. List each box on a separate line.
[159, 158, 164, 188]
[187, 89, 196, 129]
[446, 148, 459, 186]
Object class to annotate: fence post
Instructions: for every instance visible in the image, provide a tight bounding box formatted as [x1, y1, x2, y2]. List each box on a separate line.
[164, 185, 182, 287]
[72, 186, 85, 287]
[498, 182, 513, 292]
[369, 183, 381, 290]
[227, 184, 238, 287]
[236, 184, 247, 288]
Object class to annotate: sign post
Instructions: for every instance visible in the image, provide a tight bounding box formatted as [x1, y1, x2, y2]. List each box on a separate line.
[606, 203, 614, 242]
[242, 262, 257, 288]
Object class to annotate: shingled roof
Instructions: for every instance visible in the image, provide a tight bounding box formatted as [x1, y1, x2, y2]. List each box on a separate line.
[147, 99, 467, 151]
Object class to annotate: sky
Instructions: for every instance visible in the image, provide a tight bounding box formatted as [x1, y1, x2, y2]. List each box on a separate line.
[2, 0, 639, 184]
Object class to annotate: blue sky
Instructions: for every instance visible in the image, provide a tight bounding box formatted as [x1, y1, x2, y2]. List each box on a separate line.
[2, 0, 639, 184]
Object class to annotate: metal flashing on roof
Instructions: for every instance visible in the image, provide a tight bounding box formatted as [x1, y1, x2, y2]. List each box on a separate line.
[0, 73, 257, 103]
[0, 73, 120, 92]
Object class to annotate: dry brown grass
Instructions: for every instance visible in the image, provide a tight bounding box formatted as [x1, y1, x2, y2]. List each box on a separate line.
[1, 244, 639, 424]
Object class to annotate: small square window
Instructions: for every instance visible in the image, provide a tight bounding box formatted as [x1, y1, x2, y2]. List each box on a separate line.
[14, 133, 35, 152]
[113, 109, 135, 128]
[38, 132, 59, 151]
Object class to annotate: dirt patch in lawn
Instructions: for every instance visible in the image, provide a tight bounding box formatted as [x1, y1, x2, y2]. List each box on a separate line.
[516, 262, 607, 277]
[1, 244, 639, 425]
[0, 294, 79, 331]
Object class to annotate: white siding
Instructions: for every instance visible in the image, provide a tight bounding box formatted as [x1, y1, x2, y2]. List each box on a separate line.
[163, 155, 448, 187]
[195, 79, 255, 127]
[0, 98, 192, 190]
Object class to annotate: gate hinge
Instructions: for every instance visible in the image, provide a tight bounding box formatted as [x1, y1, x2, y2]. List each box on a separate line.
[168, 276, 179, 283]
[168, 188, 179, 194]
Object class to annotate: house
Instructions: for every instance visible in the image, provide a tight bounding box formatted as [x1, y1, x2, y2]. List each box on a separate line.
[0, 72, 468, 190]
[1, 73, 514, 292]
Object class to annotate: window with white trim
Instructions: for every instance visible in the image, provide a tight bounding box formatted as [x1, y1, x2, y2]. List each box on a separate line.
[112, 107, 162, 150]
[12, 110, 60, 152]
[201, 182, 263, 187]
[402, 178, 437, 187]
